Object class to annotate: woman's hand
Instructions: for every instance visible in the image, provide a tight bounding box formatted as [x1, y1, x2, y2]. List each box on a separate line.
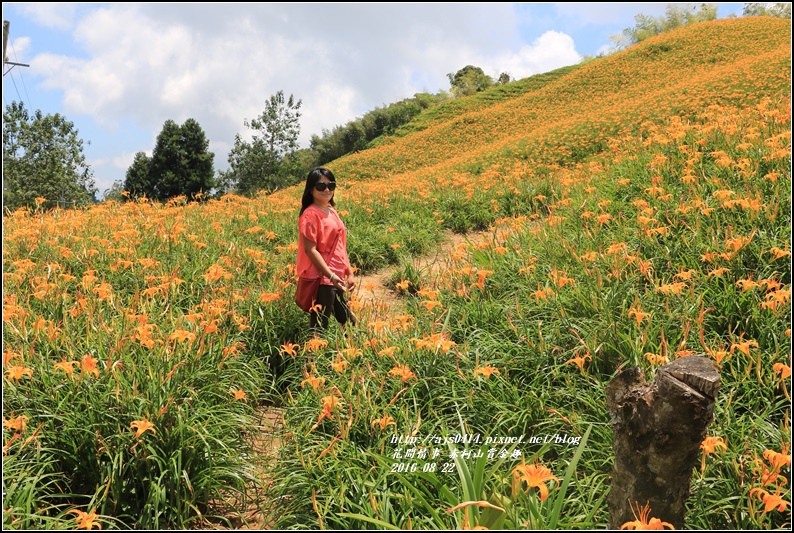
[330, 273, 348, 292]
[345, 274, 356, 292]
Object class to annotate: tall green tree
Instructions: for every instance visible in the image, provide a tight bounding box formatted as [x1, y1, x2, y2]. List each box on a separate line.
[2, 101, 97, 211]
[610, 3, 718, 51]
[125, 118, 215, 201]
[447, 65, 494, 98]
[123, 151, 152, 198]
[218, 91, 302, 196]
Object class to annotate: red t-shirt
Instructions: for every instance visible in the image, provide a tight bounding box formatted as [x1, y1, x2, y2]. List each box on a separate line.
[297, 204, 349, 285]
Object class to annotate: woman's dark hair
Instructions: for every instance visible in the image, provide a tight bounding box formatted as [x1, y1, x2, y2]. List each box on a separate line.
[300, 167, 336, 216]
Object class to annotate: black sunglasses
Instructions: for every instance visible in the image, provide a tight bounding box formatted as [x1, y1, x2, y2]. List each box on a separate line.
[314, 181, 337, 191]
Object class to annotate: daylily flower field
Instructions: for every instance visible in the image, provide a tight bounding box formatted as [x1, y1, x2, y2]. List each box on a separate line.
[3, 17, 791, 529]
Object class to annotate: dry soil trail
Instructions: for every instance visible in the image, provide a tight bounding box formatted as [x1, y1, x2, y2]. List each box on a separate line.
[198, 228, 497, 529]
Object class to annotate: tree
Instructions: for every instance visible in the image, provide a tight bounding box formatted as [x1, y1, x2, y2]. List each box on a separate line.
[102, 180, 126, 202]
[123, 151, 152, 198]
[610, 3, 718, 51]
[447, 65, 494, 98]
[3, 101, 97, 211]
[497, 72, 512, 85]
[125, 118, 215, 201]
[308, 92, 447, 167]
[219, 91, 303, 196]
[743, 3, 791, 18]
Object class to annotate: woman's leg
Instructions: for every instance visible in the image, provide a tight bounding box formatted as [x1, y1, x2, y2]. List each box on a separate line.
[310, 285, 336, 331]
[332, 290, 356, 327]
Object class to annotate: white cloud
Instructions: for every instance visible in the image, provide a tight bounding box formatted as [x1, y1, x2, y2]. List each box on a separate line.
[488, 30, 581, 80]
[15, 2, 76, 31]
[23, 4, 547, 148]
[10, 2, 658, 194]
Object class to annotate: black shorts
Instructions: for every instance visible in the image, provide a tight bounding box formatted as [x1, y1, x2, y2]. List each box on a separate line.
[310, 284, 356, 330]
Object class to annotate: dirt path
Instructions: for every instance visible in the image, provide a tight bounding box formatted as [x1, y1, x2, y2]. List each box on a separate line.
[198, 228, 498, 529]
[351, 228, 496, 315]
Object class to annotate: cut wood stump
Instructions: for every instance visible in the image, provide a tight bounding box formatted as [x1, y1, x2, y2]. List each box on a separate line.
[605, 356, 720, 529]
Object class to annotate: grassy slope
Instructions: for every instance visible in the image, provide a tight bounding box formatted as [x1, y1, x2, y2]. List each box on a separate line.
[322, 17, 789, 182]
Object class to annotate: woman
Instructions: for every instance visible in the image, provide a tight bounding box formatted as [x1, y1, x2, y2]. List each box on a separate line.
[296, 167, 356, 331]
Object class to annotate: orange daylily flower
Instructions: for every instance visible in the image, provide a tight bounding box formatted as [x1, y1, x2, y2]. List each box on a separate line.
[3, 414, 29, 432]
[657, 282, 687, 295]
[257, 292, 280, 303]
[5, 365, 34, 381]
[645, 353, 669, 366]
[69, 508, 102, 530]
[301, 375, 326, 391]
[203, 264, 232, 283]
[378, 346, 398, 358]
[53, 360, 78, 377]
[755, 466, 788, 487]
[316, 393, 343, 425]
[395, 280, 411, 291]
[550, 269, 575, 288]
[725, 234, 754, 253]
[736, 279, 759, 292]
[707, 349, 731, 365]
[412, 333, 457, 353]
[750, 488, 791, 514]
[331, 357, 349, 373]
[130, 418, 156, 438]
[772, 363, 791, 380]
[620, 501, 674, 530]
[760, 288, 791, 312]
[512, 460, 559, 501]
[371, 414, 396, 431]
[2, 348, 22, 367]
[169, 329, 196, 344]
[596, 212, 613, 225]
[763, 449, 791, 472]
[700, 435, 727, 471]
[81, 354, 100, 378]
[340, 347, 362, 360]
[707, 267, 729, 278]
[229, 388, 246, 402]
[473, 365, 500, 379]
[566, 353, 591, 373]
[420, 300, 443, 311]
[532, 283, 554, 302]
[305, 338, 329, 353]
[730, 339, 759, 356]
[389, 364, 417, 383]
[416, 288, 440, 300]
[628, 306, 650, 326]
[475, 269, 493, 289]
[280, 342, 299, 357]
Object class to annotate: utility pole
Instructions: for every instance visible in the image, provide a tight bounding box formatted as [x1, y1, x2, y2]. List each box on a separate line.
[3, 20, 30, 76]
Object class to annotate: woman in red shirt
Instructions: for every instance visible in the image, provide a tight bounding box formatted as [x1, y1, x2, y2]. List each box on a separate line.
[296, 167, 357, 331]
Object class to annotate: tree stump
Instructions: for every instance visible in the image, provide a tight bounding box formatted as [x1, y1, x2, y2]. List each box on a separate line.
[606, 356, 720, 529]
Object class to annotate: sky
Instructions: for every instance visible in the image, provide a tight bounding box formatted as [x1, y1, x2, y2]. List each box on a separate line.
[2, 2, 747, 198]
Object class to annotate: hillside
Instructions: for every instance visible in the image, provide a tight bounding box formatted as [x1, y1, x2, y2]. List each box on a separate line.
[321, 17, 789, 180]
[2, 16, 791, 531]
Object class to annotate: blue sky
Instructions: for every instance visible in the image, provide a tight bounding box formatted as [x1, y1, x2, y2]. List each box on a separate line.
[2, 3, 747, 198]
